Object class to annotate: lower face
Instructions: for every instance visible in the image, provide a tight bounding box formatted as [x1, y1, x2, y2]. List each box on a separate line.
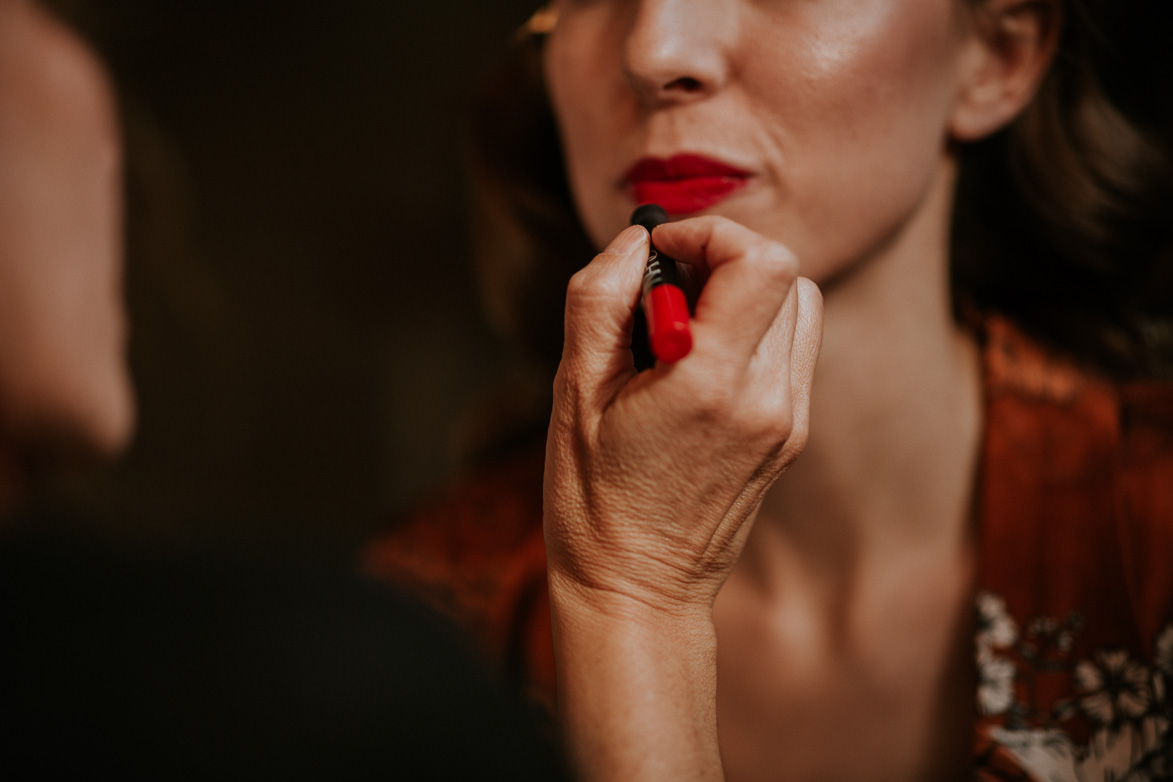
[543, 0, 974, 285]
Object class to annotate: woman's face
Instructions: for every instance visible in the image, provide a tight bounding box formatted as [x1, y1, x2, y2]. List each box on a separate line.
[543, 0, 977, 283]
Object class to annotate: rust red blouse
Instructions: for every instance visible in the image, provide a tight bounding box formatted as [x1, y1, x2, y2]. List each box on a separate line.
[366, 319, 1173, 780]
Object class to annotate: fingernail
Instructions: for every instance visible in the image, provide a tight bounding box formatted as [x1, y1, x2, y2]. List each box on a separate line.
[604, 225, 647, 256]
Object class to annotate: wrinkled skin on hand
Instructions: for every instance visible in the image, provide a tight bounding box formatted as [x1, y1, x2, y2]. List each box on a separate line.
[544, 216, 823, 615]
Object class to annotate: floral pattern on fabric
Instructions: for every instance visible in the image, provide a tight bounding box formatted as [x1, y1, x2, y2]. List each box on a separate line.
[976, 592, 1172, 781]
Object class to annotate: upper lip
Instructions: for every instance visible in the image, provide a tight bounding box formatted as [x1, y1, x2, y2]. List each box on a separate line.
[622, 154, 752, 184]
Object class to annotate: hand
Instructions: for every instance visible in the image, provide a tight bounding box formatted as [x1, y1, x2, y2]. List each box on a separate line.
[544, 216, 823, 616]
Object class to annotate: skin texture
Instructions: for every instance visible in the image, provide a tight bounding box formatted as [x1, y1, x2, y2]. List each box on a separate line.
[545, 0, 973, 285]
[541, 0, 1060, 779]
[547, 221, 820, 612]
[0, 0, 133, 509]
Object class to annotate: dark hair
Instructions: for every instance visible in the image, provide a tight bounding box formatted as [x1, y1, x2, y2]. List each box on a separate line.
[465, 33, 591, 369]
[468, 1, 1173, 380]
[952, 0, 1173, 377]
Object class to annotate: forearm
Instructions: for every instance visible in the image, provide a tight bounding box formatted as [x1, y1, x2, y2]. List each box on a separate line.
[549, 578, 724, 782]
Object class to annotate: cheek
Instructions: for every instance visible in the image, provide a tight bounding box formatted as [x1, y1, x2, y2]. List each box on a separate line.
[543, 29, 627, 250]
[743, 1, 965, 272]
[761, 0, 963, 146]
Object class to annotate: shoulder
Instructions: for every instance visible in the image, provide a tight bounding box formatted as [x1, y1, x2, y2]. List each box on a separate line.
[363, 442, 551, 682]
[978, 313, 1173, 644]
[0, 528, 566, 779]
[981, 314, 1173, 477]
[974, 318, 1173, 779]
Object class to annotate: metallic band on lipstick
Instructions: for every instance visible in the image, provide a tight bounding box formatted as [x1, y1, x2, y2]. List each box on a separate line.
[630, 204, 693, 364]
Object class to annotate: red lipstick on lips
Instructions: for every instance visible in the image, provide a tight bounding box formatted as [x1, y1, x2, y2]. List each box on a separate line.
[623, 154, 751, 215]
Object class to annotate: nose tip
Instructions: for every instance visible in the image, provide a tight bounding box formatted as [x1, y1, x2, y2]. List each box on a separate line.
[663, 76, 703, 93]
[622, 3, 729, 104]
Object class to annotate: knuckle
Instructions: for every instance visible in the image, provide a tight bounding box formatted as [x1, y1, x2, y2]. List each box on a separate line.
[796, 278, 824, 324]
[793, 277, 825, 358]
[565, 267, 596, 301]
[552, 357, 590, 406]
[785, 416, 809, 455]
[566, 265, 624, 304]
[704, 215, 738, 237]
[765, 246, 800, 284]
[796, 276, 822, 306]
[707, 218, 744, 255]
[551, 366, 576, 409]
[743, 243, 798, 286]
[686, 380, 738, 424]
[739, 397, 794, 443]
[552, 363, 572, 395]
[681, 214, 727, 236]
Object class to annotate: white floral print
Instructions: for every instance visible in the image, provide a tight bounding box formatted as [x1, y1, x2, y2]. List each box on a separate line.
[978, 653, 1017, 716]
[976, 590, 1018, 653]
[1074, 649, 1152, 725]
[975, 594, 1172, 782]
[995, 722, 1165, 782]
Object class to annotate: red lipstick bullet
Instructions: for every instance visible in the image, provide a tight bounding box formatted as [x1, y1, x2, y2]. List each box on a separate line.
[630, 204, 692, 364]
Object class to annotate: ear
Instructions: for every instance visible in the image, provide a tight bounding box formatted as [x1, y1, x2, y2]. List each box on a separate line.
[949, 0, 1062, 142]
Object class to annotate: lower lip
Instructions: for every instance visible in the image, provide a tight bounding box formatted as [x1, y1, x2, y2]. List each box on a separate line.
[629, 176, 749, 215]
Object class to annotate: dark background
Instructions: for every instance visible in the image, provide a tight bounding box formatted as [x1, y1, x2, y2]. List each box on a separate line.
[34, 1, 541, 560]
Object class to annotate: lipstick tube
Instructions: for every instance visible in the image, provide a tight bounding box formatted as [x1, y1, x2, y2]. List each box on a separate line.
[630, 204, 693, 364]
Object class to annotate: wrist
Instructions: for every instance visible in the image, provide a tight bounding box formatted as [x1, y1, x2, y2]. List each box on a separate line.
[547, 568, 723, 781]
[547, 566, 717, 633]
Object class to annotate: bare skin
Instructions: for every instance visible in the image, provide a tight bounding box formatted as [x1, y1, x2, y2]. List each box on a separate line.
[541, 0, 1060, 779]
[0, 0, 133, 510]
[711, 110, 984, 781]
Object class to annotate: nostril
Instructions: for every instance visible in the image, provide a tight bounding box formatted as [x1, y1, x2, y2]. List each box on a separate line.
[664, 76, 702, 92]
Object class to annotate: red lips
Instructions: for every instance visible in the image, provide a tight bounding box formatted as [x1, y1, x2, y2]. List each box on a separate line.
[623, 154, 752, 215]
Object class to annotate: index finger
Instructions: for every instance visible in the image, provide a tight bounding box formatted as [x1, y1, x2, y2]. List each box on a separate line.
[651, 217, 799, 362]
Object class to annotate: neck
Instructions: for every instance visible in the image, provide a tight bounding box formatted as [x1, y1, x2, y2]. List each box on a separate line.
[744, 157, 983, 588]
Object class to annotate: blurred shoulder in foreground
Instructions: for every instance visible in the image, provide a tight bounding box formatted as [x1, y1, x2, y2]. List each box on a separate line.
[0, 3, 567, 777]
[0, 521, 568, 780]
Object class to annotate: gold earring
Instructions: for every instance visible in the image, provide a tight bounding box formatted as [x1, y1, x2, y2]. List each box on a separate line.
[517, 5, 559, 39]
